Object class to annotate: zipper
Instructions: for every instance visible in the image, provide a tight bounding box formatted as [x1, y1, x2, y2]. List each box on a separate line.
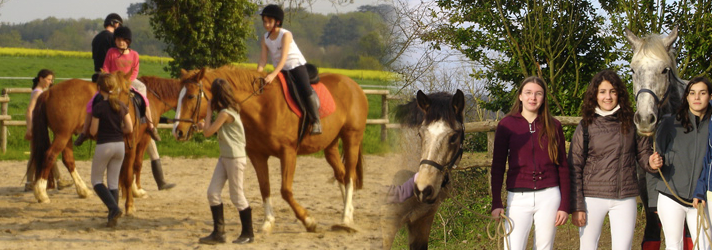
[617, 124, 624, 198]
[530, 121, 537, 190]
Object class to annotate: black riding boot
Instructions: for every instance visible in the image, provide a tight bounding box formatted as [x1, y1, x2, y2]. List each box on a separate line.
[199, 204, 226, 244]
[93, 184, 122, 227]
[233, 207, 254, 244]
[151, 159, 176, 190]
[110, 189, 119, 205]
[306, 93, 322, 135]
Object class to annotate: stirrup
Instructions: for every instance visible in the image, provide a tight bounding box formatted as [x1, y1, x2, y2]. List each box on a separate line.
[311, 122, 322, 135]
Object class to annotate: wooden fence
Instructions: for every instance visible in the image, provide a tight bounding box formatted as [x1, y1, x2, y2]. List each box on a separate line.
[0, 88, 401, 153]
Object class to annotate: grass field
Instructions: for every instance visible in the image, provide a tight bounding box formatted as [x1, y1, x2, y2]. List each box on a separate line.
[0, 55, 399, 160]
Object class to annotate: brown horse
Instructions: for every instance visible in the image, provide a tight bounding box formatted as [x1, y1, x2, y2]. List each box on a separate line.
[382, 90, 465, 250]
[31, 72, 181, 215]
[173, 66, 368, 232]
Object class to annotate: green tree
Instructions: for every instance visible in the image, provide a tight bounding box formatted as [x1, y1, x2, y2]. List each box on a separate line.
[430, 0, 615, 116]
[604, 0, 712, 78]
[143, 0, 258, 77]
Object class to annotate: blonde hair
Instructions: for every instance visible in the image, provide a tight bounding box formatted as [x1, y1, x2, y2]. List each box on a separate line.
[96, 73, 122, 113]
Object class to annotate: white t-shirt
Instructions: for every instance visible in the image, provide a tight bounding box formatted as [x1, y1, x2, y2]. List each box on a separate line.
[264, 28, 307, 71]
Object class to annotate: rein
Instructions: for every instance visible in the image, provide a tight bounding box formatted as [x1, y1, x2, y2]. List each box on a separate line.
[146, 85, 175, 110]
[238, 77, 268, 104]
[173, 81, 209, 139]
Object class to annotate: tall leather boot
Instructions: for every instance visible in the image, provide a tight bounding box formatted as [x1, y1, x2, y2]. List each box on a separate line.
[199, 204, 226, 244]
[110, 189, 119, 205]
[151, 159, 176, 190]
[93, 184, 122, 227]
[307, 92, 322, 135]
[233, 207, 254, 244]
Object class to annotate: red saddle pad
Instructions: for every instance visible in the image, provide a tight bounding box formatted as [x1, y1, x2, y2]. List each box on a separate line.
[278, 72, 335, 118]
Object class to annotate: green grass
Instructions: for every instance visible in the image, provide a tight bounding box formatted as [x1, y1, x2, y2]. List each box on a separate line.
[0, 56, 396, 160]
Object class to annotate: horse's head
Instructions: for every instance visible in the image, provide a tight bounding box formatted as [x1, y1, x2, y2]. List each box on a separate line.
[625, 27, 679, 135]
[400, 90, 465, 204]
[173, 68, 211, 141]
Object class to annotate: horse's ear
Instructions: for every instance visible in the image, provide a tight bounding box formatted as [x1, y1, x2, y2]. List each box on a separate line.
[416, 90, 430, 112]
[180, 69, 189, 78]
[624, 28, 642, 51]
[452, 89, 465, 121]
[662, 26, 679, 51]
[195, 68, 207, 81]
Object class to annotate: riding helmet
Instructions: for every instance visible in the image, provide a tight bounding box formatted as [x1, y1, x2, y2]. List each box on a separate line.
[104, 13, 123, 28]
[114, 26, 132, 44]
[260, 4, 284, 27]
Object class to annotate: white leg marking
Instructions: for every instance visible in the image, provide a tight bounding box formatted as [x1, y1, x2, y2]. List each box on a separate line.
[71, 170, 91, 198]
[34, 179, 49, 203]
[262, 197, 276, 234]
[343, 180, 354, 225]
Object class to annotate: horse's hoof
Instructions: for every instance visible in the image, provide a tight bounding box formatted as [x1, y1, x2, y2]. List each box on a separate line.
[304, 217, 317, 232]
[133, 189, 148, 198]
[331, 224, 359, 233]
[125, 206, 135, 216]
[77, 188, 91, 198]
[261, 221, 274, 235]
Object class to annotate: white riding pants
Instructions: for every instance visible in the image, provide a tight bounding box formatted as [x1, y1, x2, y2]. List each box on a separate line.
[207, 156, 249, 210]
[578, 196, 637, 250]
[658, 194, 711, 250]
[505, 186, 560, 250]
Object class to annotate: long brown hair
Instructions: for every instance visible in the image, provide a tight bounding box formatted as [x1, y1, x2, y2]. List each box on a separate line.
[97, 73, 122, 113]
[211, 78, 241, 113]
[581, 69, 634, 133]
[677, 76, 712, 133]
[32, 69, 54, 89]
[508, 76, 560, 164]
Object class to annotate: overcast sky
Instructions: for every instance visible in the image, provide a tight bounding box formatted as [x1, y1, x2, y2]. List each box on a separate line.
[0, 0, 382, 24]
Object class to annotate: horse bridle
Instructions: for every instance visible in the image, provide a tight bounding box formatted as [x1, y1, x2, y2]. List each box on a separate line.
[419, 125, 465, 172]
[174, 80, 209, 138]
[634, 67, 678, 119]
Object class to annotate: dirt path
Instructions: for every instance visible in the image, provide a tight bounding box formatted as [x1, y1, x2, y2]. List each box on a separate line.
[0, 155, 404, 249]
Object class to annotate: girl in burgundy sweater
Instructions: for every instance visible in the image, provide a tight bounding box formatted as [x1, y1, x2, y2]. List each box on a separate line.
[490, 76, 571, 250]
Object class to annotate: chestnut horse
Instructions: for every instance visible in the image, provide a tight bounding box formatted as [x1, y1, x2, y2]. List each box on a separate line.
[382, 90, 465, 250]
[31, 72, 181, 215]
[173, 66, 368, 232]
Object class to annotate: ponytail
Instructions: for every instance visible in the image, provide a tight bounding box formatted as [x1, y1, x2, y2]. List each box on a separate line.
[96, 73, 122, 113]
[32, 77, 40, 89]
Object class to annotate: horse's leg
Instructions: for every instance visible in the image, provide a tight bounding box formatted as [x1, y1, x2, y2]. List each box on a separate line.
[278, 150, 317, 232]
[61, 141, 91, 198]
[33, 134, 70, 203]
[339, 132, 364, 226]
[121, 144, 136, 215]
[131, 138, 149, 198]
[381, 204, 406, 250]
[247, 150, 275, 234]
[323, 138, 346, 200]
[408, 209, 437, 250]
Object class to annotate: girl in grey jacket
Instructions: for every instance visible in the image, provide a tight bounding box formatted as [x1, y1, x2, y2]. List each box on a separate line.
[651, 76, 712, 249]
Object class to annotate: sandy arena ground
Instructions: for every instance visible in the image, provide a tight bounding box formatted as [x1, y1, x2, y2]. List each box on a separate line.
[0, 154, 406, 249]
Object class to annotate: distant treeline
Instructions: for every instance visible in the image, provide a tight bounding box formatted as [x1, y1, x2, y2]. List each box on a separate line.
[0, 4, 392, 70]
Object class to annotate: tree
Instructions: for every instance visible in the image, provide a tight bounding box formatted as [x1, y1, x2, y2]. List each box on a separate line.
[142, 0, 258, 77]
[603, 0, 712, 79]
[429, 0, 615, 116]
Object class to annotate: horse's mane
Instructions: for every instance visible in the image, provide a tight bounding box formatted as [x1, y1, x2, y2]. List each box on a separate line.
[193, 65, 268, 93]
[140, 76, 182, 101]
[395, 92, 462, 128]
[632, 33, 678, 73]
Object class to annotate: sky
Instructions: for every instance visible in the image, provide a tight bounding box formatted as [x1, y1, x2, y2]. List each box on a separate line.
[0, 0, 382, 24]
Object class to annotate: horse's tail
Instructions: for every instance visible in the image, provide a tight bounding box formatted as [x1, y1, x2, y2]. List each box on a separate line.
[32, 92, 51, 178]
[355, 144, 364, 190]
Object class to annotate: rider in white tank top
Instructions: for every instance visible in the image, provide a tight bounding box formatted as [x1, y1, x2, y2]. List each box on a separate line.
[263, 28, 306, 71]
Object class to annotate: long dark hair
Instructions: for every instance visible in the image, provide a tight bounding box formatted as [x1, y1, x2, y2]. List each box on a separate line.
[508, 76, 560, 164]
[211, 78, 241, 113]
[677, 76, 712, 133]
[96, 73, 122, 113]
[32, 69, 54, 89]
[581, 69, 634, 134]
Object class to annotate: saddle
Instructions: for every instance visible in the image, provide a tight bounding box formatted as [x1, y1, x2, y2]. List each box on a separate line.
[278, 70, 335, 119]
[92, 88, 147, 123]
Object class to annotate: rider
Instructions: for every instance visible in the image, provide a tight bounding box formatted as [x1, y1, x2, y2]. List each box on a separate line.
[92, 13, 122, 82]
[257, 4, 321, 135]
[76, 26, 162, 146]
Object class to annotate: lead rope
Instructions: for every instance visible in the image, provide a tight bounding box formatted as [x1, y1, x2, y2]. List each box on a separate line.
[444, 188, 513, 250]
[653, 139, 712, 248]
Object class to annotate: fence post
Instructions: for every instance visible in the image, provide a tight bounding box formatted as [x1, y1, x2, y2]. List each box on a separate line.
[487, 131, 495, 158]
[1, 89, 7, 153]
[381, 94, 388, 142]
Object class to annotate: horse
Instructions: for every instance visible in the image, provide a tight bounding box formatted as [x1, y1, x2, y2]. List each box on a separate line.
[30, 72, 181, 215]
[381, 90, 465, 250]
[625, 27, 687, 135]
[173, 66, 368, 233]
[625, 27, 688, 249]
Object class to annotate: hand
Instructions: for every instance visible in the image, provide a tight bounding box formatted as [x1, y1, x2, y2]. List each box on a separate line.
[196, 121, 205, 130]
[693, 198, 706, 209]
[555, 211, 569, 226]
[24, 130, 32, 141]
[264, 73, 277, 84]
[571, 211, 586, 227]
[649, 152, 663, 170]
[491, 208, 504, 221]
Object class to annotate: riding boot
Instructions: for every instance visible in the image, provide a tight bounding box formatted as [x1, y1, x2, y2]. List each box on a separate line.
[151, 159, 176, 190]
[199, 204, 226, 244]
[110, 189, 119, 205]
[74, 133, 87, 146]
[233, 207, 254, 244]
[307, 93, 322, 135]
[93, 184, 122, 227]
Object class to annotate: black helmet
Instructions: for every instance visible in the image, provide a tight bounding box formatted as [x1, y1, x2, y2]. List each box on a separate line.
[260, 4, 284, 27]
[104, 13, 123, 28]
[114, 26, 132, 44]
